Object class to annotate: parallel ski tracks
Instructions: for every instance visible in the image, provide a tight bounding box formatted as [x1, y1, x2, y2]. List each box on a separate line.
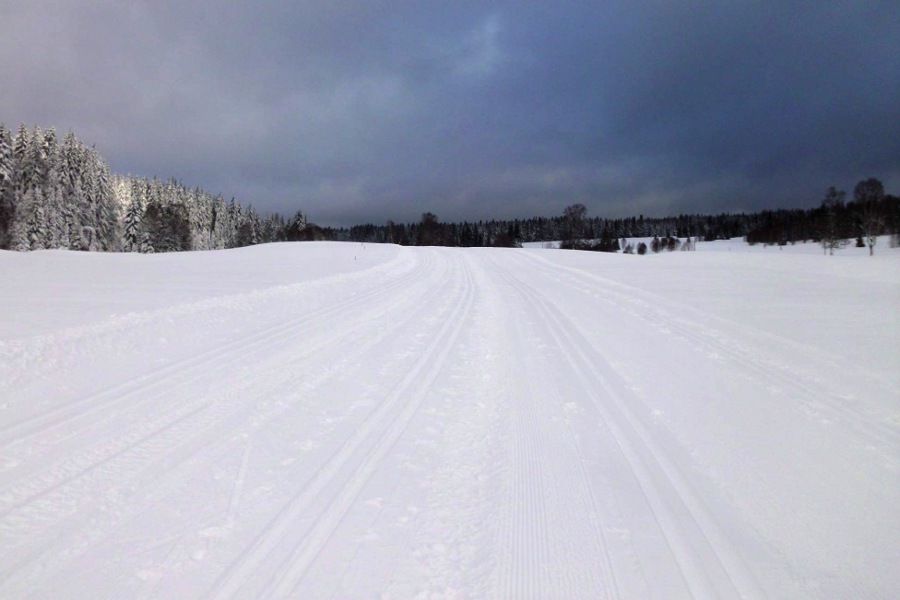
[2, 246, 893, 598]
[503, 356, 553, 599]
[493, 270, 620, 600]
[206, 254, 477, 599]
[516, 252, 898, 453]
[0, 252, 443, 520]
[0, 251, 459, 588]
[0, 250, 432, 454]
[0, 291, 447, 589]
[499, 265, 765, 600]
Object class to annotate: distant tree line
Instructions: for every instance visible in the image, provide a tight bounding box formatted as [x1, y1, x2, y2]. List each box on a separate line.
[744, 179, 898, 255]
[333, 185, 898, 254]
[331, 208, 781, 248]
[2, 122, 896, 254]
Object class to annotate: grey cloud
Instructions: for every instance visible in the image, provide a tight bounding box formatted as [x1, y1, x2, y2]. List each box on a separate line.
[2, 1, 898, 226]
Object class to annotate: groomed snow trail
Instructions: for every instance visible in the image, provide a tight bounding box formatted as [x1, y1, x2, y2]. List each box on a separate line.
[1, 242, 897, 599]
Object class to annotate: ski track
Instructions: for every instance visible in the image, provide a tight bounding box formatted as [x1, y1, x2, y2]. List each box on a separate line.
[492, 265, 617, 600]
[207, 254, 476, 599]
[0, 249, 450, 592]
[0, 251, 438, 522]
[1, 243, 897, 599]
[511, 251, 899, 460]
[0, 248, 429, 451]
[495, 262, 764, 599]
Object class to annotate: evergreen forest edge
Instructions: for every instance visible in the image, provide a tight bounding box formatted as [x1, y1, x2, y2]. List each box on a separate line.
[1, 123, 897, 255]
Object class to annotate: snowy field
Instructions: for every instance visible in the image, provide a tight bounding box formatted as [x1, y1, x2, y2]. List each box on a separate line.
[0, 239, 898, 599]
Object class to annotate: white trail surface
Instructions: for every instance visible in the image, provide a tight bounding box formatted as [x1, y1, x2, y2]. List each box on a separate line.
[1, 241, 897, 599]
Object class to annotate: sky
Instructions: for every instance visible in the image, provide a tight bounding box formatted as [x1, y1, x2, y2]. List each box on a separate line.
[2, 1, 898, 226]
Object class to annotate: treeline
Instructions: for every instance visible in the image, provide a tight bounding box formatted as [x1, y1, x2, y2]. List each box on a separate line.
[0, 123, 308, 252]
[334, 210, 768, 247]
[2, 123, 897, 254]
[0, 124, 121, 251]
[116, 176, 301, 252]
[332, 184, 897, 252]
[744, 180, 898, 254]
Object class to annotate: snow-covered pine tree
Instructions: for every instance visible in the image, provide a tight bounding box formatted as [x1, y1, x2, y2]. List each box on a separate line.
[210, 194, 228, 249]
[235, 205, 262, 246]
[0, 124, 13, 247]
[91, 151, 121, 251]
[123, 177, 146, 252]
[12, 124, 30, 179]
[111, 174, 132, 213]
[41, 130, 68, 248]
[61, 131, 84, 196]
[41, 127, 57, 181]
[25, 188, 47, 250]
[9, 191, 30, 252]
[140, 229, 154, 253]
[187, 187, 212, 251]
[26, 126, 46, 192]
[48, 184, 68, 248]
[284, 209, 308, 241]
[226, 197, 243, 248]
[56, 188, 74, 250]
[123, 193, 143, 252]
[67, 178, 85, 250]
[0, 124, 11, 188]
[260, 213, 285, 243]
[247, 205, 261, 245]
[77, 152, 99, 249]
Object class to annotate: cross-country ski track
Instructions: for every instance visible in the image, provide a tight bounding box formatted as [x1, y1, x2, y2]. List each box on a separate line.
[0, 241, 897, 599]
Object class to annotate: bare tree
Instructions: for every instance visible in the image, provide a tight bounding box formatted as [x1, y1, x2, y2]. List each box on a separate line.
[854, 178, 884, 256]
[562, 203, 587, 247]
[820, 186, 847, 256]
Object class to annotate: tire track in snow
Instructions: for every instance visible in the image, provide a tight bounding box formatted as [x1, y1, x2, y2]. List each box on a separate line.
[498, 265, 765, 600]
[206, 253, 477, 600]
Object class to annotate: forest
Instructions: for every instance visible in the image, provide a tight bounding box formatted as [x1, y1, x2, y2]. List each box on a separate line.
[1, 123, 897, 254]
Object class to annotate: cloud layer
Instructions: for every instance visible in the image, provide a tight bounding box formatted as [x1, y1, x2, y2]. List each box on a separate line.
[3, 1, 898, 225]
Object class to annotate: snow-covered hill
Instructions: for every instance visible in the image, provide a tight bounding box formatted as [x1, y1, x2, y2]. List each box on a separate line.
[1, 241, 897, 599]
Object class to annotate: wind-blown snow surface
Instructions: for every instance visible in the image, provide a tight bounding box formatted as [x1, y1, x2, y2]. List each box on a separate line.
[1, 241, 897, 599]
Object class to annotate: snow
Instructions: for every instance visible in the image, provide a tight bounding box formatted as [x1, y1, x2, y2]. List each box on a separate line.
[1, 240, 898, 599]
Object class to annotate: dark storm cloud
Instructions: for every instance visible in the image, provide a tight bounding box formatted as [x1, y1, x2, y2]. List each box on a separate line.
[2, 1, 898, 225]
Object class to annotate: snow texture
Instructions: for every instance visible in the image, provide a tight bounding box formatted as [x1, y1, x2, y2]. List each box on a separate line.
[0, 240, 898, 599]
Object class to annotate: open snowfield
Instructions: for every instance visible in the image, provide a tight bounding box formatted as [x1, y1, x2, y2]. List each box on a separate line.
[1, 239, 898, 599]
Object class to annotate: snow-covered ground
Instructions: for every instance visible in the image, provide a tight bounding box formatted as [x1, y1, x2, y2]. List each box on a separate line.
[1, 240, 897, 599]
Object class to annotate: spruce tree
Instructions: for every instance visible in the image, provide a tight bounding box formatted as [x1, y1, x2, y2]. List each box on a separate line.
[25, 188, 47, 250]
[0, 124, 11, 187]
[0, 124, 13, 247]
[123, 194, 143, 252]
